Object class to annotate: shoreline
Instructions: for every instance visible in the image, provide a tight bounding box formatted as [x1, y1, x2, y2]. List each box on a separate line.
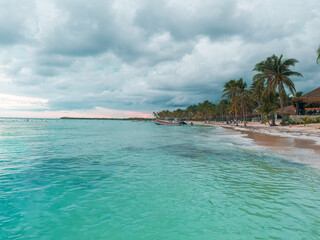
[188, 120, 320, 166]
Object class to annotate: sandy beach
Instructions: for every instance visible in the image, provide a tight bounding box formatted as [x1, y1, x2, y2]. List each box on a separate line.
[189, 120, 320, 166]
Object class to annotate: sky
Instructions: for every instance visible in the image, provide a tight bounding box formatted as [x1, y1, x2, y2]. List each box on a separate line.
[0, 0, 320, 118]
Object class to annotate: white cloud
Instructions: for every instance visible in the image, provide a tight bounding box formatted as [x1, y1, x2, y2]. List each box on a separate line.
[0, 106, 152, 118]
[0, 94, 48, 110]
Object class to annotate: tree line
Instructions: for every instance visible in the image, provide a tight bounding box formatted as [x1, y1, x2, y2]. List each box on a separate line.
[154, 46, 320, 125]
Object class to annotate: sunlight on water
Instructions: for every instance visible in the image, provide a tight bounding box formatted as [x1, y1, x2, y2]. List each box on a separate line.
[0, 119, 320, 239]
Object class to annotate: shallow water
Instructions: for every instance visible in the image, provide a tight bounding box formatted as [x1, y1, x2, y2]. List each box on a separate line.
[0, 119, 320, 239]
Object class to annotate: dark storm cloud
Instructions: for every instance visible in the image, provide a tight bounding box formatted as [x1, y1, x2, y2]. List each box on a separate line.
[38, 0, 145, 59]
[0, 1, 36, 45]
[0, 0, 320, 114]
[134, 0, 248, 40]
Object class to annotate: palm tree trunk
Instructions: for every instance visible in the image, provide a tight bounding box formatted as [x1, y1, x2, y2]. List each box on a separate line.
[225, 110, 229, 124]
[241, 99, 246, 126]
[279, 83, 285, 125]
[267, 115, 271, 125]
[246, 109, 248, 126]
[271, 113, 276, 126]
[234, 104, 238, 126]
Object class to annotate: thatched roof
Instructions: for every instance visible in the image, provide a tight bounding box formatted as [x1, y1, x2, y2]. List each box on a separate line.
[293, 87, 320, 104]
[277, 105, 296, 115]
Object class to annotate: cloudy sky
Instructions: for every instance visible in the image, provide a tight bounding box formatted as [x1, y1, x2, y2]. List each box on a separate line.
[1, 0, 320, 118]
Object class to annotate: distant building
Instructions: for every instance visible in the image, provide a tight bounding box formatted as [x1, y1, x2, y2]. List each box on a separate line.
[277, 105, 296, 115]
[277, 105, 320, 116]
[293, 87, 320, 115]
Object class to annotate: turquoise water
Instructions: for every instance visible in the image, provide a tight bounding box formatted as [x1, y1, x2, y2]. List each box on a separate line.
[1, 119, 320, 239]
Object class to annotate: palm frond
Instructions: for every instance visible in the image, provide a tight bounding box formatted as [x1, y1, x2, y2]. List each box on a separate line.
[283, 58, 299, 67]
[283, 70, 303, 77]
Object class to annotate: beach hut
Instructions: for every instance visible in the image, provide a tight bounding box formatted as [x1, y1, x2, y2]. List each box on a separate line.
[277, 105, 296, 116]
[293, 87, 320, 115]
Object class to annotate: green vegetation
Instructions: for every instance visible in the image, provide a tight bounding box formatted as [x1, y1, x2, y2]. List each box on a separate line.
[301, 117, 312, 126]
[256, 93, 278, 126]
[154, 54, 305, 126]
[222, 78, 251, 126]
[317, 45, 320, 63]
[252, 54, 302, 124]
[300, 117, 320, 126]
[295, 91, 303, 97]
[153, 100, 216, 120]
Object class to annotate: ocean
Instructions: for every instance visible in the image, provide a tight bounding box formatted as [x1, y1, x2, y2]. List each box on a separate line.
[1, 119, 320, 239]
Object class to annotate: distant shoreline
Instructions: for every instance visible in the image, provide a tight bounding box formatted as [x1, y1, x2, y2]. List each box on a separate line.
[60, 117, 155, 121]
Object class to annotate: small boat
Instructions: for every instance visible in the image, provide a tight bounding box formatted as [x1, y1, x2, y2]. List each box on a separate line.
[155, 119, 187, 126]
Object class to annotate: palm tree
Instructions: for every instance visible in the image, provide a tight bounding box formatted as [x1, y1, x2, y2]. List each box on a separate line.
[237, 78, 251, 126]
[186, 105, 197, 120]
[223, 80, 239, 125]
[317, 45, 320, 63]
[257, 93, 278, 126]
[250, 78, 265, 121]
[251, 78, 265, 103]
[215, 99, 231, 122]
[253, 54, 302, 124]
[295, 91, 303, 97]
